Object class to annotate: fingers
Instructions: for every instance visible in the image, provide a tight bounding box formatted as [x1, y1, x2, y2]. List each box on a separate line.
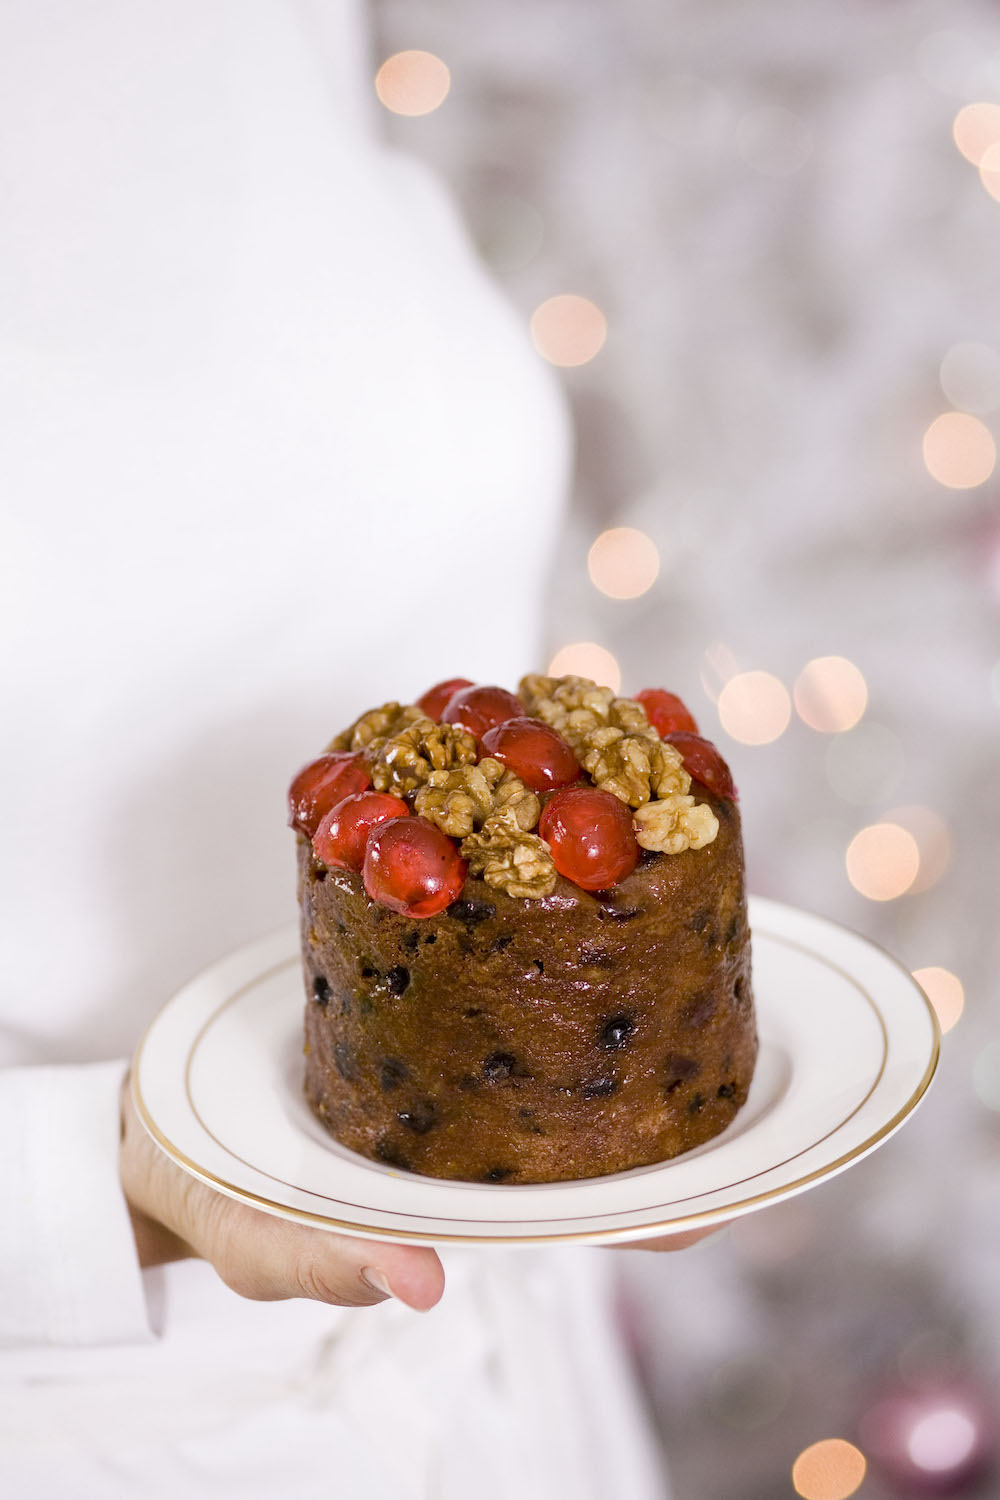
[204, 1200, 446, 1312]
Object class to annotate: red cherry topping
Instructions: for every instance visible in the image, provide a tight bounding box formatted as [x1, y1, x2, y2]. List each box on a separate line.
[416, 677, 475, 721]
[288, 753, 371, 838]
[313, 791, 410, 872]
[538, 787, 639, 892]
[665, 732, 738, 802]
[363, 817, 468, 918]
[480, 717, 580, 793]
[636, 688, 699, 737]
[442, 684, 524, 742]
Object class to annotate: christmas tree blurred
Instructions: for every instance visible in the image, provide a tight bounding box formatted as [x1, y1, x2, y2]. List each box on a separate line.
[373, 2, 1000, 1494]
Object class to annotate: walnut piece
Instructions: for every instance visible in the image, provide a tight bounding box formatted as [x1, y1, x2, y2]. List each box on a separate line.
[582, 729, 691, 808]
[413, 757, 540, 837]
[462, 817, 557, 898]
[633, 796, 719, 854]
[328, 701, 424, 754]
[414, 764, 496, 838]
[369, 717, 477, 795]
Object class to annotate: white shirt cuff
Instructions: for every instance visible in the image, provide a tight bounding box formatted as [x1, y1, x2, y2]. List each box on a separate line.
[0, 1061, 154, 1347]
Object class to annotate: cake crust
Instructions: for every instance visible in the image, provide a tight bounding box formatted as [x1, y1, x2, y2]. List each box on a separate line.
[300, 787, 755, 1184]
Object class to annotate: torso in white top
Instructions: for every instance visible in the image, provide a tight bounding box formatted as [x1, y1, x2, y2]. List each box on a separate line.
[0, 5, 668, 1497]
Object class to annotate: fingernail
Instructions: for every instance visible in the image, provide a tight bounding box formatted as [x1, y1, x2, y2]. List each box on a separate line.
[360, 1266, 394, 1299]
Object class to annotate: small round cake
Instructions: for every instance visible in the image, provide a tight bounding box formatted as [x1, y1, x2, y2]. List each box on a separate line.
[290, 673, 756, 1184]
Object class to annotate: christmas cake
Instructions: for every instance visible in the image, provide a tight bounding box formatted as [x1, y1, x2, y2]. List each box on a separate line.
[289, 673, 756, 1184]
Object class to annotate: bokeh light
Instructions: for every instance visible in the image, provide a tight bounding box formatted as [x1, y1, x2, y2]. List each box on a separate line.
[825, 723, 904, 805]
[952, 102, 1000, 164]
[846, 823, 920, 901]
[547, 641, 621, 693]
[530, 294, 607, 367]
[980, 141, 1000, 203]
[939, 341, 1000, 414]
[700, 642, 740, 704]
[883, 804, 952, 893]
[912, 967, 964, 1033]
[908, 1409, 978, 1472]
[922, 412, 997, 488]
[717, 671, 791, 745]
[794, 656, 868, 733]
[972, 1041, 1000, 1111]
[375, 51, 451, 117]
[587, 527, 660, 599]
[792, 1438, 867, 1500]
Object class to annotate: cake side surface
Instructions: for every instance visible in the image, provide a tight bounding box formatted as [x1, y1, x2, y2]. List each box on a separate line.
[300, 786, 755, 1185]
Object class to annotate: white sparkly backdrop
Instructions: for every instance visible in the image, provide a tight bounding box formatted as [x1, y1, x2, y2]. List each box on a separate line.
[372, 4, 1000, 1497]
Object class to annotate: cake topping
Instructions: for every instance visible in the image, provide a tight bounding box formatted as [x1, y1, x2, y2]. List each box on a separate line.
[462, 819, 557, 899]
[313, 790, 410, 871]
[441, 684, 525, 742]
[665, 731, 738, 803]
[537, 786, 640, 892]
[362, 816, 468, 918]
[288, 752, 372, 837]
[416, 676, 475, 720]
[635, 687, 699, 736]
[479, 717, 580, 792]
[633, 792, 719, 854]
[330, 701, 425, 754]
[305, 670, 731, 911]
[368, 717, 477, 796]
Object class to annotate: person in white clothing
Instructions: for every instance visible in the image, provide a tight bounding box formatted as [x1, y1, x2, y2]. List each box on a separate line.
[1, 5, 705, 1496]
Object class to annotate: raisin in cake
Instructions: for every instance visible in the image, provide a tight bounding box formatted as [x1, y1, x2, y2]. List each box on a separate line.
[289, 673, 756, 1184]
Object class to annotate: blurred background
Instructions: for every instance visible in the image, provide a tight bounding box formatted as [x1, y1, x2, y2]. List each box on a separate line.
[370, 3, 1000, 1498]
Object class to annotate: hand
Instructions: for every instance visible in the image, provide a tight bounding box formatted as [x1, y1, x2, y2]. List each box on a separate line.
[118, 1079, 445, 1312]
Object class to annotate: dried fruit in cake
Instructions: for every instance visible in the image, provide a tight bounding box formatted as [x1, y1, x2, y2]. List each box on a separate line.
[537, 786, 640, 892]
[665, 731, 738, 802]
[417, 677, 475, 721]
[479, 717, 580, 793]
[441, 684, 525, 742]
[288, 753, 372, 838]
[363, 816, 468, 918]
[313, 791, 410, 872]
[636, 688, 699, 737]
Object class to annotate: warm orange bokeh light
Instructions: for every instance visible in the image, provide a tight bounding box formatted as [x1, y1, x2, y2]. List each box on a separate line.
[846, 823, 920, 901]
[530, 295, 607, 367]
[980, 141, 1000, 204]
[547, 642, 621, 693]
[913, 966, 965, 1033]
[952, 102, 1000, 165]
[375, 51, 450, 116]
[587, 528, 660, 599]
[922, 412, 996, 488]
[792, 1438, 867, 1500]
[717, 671, 791, 745]
[794, 656, 868, 733]
[883, 804, 952, 893]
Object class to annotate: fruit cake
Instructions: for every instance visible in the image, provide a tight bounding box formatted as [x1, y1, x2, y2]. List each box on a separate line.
[289, 673, 756, 1185]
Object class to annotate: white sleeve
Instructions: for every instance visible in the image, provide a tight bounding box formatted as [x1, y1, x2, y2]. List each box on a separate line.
[0, 1061, 154, 1347]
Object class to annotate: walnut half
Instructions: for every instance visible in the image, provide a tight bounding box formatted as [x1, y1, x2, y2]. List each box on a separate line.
[462, 818, 557, 898]
[369, 718, 477, 796]
[632, 796, 719, 855]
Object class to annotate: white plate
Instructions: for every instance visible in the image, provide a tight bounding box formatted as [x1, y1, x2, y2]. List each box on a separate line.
[132, 897, 939, 1246]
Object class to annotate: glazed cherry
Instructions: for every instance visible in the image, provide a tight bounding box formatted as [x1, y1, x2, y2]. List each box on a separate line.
[288, 753, 371, 838]
[416, 677, 475, 721]
[480, 717, 580, 793]
[363, 817, 468, 918]
[442, 684, 525, 742]
[665, 732, 738, 802]
[538, 787, 639, 892]
[636, 688, 699, 737]
[313, 791, 410, 872]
